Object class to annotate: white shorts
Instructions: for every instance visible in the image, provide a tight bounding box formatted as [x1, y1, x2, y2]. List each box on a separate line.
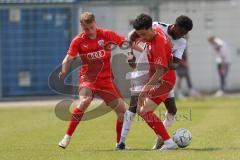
[126, 70, 175, 98]
[126, 70, 149, 95]
[167, 89, 175, 98]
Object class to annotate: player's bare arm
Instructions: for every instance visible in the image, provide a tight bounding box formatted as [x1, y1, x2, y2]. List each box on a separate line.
[126, 29, 145, 69]
[59, 54, 75, 80]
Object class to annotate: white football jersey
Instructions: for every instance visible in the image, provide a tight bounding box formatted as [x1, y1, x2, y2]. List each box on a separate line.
[152, 21, 187, 60]
[131, 22, 187, 68]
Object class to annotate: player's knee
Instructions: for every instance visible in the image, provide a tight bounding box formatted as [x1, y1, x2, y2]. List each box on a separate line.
[138, 103, 155, 116]
[116, 100, 126, 112]
[117, 105, 126, 115]
[113, 100, 126, 120]
[164, 98, 177, 115]
[116, 109, 125, 121]
[82, 96, 92, 105]
[138, 107, 148, 115]
[108, 99, 124, 109]
[128, 105, 137, 113]
[77, 96, 92, 110]
[168, 105, 177, 115]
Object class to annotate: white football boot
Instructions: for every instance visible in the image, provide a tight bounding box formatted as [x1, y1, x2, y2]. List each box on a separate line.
[159, 139, 178, 150]
[58, 135, 71, 149]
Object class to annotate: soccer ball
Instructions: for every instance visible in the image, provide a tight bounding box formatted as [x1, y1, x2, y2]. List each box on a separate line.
[172, 128, 192, 148]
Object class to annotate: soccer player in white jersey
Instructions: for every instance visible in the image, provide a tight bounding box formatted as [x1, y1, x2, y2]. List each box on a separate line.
[117, 15, 193, 150]
[208, 36, 231, 96]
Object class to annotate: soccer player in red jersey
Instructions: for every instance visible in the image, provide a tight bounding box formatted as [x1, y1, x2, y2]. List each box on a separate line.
[118, 13, 178, 150]
[58, 12, 127, 149]
[118, 16, 193, 150]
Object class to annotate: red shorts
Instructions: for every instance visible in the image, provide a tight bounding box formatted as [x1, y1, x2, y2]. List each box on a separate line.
[148, 71, 176, 105]
[79, 80, 122, 105]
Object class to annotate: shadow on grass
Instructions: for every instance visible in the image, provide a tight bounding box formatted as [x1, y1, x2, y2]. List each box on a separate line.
[66, 147, 240, 152]
[77, 148, 153, 152]
[182, 147, 222, 152]
[182, 147, 240, 152]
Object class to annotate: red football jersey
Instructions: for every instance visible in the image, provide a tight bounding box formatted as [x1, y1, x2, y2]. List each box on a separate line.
[67, 28, 125, 84]
[145, 29, 176, 84]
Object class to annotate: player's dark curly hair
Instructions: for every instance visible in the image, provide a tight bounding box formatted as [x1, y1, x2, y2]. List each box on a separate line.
[133, 13, 152, 30]
[175, 15, 193, 31]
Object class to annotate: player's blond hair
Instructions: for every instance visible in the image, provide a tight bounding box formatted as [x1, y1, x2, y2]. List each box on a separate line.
[80, 12, 95, 24]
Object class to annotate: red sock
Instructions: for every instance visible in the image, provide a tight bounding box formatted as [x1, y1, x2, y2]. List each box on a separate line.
[140, 111, 170, 141]
[116, 119, 123, 143]
[66, 108, 84, 136]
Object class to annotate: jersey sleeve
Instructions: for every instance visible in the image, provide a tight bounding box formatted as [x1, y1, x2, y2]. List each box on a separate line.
[172, 39, 187, 59]
[103, 29, 126, 46]
[127, 29, 135, 41]
[67, 36, 80, 57]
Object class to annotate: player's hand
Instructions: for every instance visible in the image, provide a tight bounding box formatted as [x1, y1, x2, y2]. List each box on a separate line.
[128, 30, 139, 42]
[127, 51, 136, 69]
[58, 71, 67, 80]
[168, 62, 177, 70]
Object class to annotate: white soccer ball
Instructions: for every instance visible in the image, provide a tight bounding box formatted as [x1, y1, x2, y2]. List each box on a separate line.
[172, 128, 192, 148]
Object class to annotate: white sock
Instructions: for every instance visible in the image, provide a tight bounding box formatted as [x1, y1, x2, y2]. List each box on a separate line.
[163, 112, 175, 128]
[119, 110, 136, 144]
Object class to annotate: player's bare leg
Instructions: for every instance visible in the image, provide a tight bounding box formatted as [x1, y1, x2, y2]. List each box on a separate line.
[58, 87, 93, 149]
[107, 98, 126, 150]
[163, 97, 177, 127]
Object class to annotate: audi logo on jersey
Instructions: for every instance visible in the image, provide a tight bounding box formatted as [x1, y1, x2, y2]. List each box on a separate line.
[87, 50, 106, 60]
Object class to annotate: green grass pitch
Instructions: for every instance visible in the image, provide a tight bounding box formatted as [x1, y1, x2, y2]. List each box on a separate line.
[0, 97, 240, 160]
